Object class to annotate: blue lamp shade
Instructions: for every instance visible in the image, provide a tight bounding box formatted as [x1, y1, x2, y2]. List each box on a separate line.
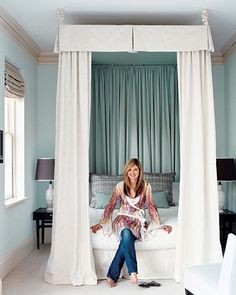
[216, 158, 236, 182]
[35, 158, 55, 181]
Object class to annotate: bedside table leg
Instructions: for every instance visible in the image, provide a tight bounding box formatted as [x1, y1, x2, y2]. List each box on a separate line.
[36, 220, 40, 249]
[42, 220, 45, 245]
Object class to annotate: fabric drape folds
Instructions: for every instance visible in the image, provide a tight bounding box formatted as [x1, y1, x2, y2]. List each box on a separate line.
[44, 51, 97, 285]
[89, 65, 179, 176]
[174, 51, 222, 282]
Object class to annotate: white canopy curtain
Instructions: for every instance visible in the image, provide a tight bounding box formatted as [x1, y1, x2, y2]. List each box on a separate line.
[45, 24, 222, 285]
[45, 52, 97, 285]
[175, 50, 222, 281]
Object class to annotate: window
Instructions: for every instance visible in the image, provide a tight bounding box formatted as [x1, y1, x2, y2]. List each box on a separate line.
[4, 61, 25, 203]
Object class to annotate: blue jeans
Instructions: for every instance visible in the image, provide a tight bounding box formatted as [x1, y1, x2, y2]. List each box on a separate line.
[107, 228, 137, 282]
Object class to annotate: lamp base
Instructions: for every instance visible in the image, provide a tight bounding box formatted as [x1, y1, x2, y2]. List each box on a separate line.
[45, 182, 54, 211]
[218, 184, 225, 212]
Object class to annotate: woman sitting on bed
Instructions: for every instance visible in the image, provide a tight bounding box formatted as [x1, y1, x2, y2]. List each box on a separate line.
[90, 158, 172, 288]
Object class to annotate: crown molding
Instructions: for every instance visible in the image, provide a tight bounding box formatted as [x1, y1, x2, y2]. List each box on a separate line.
[211, 52, 224, 64]
[38, 51, 225, 65]
[0, 7, 40, 61]
[221, 33, 236, 63]
[38, 52, 58, 64]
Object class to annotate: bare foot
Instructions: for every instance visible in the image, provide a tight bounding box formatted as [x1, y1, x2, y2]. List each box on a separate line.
[130, 272, 138, 285]
[106, 277, 117, 288]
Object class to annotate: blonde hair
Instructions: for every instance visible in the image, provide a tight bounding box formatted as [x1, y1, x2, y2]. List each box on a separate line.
[123, 158, 145, 196]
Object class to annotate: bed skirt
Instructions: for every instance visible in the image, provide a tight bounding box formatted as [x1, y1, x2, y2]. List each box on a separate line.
[93, 248, 175, 280]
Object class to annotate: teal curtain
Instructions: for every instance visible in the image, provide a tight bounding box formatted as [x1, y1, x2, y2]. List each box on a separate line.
[89, 65, 179, 178]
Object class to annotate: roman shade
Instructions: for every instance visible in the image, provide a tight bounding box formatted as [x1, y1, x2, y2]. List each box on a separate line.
[5, 61, 25, 99]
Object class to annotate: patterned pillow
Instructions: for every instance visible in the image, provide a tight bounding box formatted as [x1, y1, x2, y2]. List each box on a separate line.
[144, 172, 176, 203]
[89, 174, 123, 203]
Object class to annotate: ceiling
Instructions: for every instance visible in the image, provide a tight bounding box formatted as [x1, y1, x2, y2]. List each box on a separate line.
[1, 0, 236, 53]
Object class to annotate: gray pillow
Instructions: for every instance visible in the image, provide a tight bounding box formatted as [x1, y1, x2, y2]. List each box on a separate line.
[153, 191, 169, 208]
[90, 192, 120, 209]
[172, 182, 180, 205]
[144, 172, 176, 203]
[145, 191, 169, 208]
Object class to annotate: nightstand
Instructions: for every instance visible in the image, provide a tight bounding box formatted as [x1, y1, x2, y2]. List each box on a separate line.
[33, 208, 53, 249]
[219, 209, 236, 253]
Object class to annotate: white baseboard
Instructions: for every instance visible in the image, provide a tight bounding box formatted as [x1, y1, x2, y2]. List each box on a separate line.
[0, 235, 34, 279]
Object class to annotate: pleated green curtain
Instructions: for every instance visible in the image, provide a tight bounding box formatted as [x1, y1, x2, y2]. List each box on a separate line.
[89, 65, 179, 178]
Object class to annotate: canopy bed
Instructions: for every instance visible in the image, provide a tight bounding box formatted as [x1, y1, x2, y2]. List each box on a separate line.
[45, 9, 222, 286]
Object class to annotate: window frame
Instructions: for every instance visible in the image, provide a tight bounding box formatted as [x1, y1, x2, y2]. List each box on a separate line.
[4, 96, 25, 204]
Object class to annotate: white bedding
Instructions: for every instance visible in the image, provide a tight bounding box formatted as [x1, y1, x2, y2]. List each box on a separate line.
[90, 206, 178, 250]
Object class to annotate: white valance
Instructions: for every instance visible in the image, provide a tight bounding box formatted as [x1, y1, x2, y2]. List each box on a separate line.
[55, 24, 214, 53]
[133, 25, 214, 52]
[56, 25, 133, 52]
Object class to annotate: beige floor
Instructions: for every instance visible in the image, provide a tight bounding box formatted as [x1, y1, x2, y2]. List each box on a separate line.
[3, 244, 185, 295]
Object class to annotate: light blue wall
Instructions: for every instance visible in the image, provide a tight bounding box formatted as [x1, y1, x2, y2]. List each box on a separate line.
[225, 51, 236, 157]
[36, 64, 57, 207]
[224, 51, 236, 212]
[0, 31, 38, 257]
[37, 65, 57, 156]
[212, 64, 225, 156]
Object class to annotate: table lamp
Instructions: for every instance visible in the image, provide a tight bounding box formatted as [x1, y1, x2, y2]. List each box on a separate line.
[216, 158, 236, 211]
[35, 158, 55, 211]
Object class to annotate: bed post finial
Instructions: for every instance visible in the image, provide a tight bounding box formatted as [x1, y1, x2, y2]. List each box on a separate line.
[201, 9, 208, 25]
[58, 8, 64, 25]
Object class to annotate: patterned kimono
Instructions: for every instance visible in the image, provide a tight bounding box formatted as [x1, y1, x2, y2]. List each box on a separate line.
[99, 181, 161, 241]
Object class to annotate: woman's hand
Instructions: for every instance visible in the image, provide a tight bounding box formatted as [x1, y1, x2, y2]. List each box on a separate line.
[90, 224, 103, 233]
[161, 225, 172, 234]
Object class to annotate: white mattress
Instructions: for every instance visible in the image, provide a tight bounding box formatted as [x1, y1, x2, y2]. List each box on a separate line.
[90, 206, 178, 250]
